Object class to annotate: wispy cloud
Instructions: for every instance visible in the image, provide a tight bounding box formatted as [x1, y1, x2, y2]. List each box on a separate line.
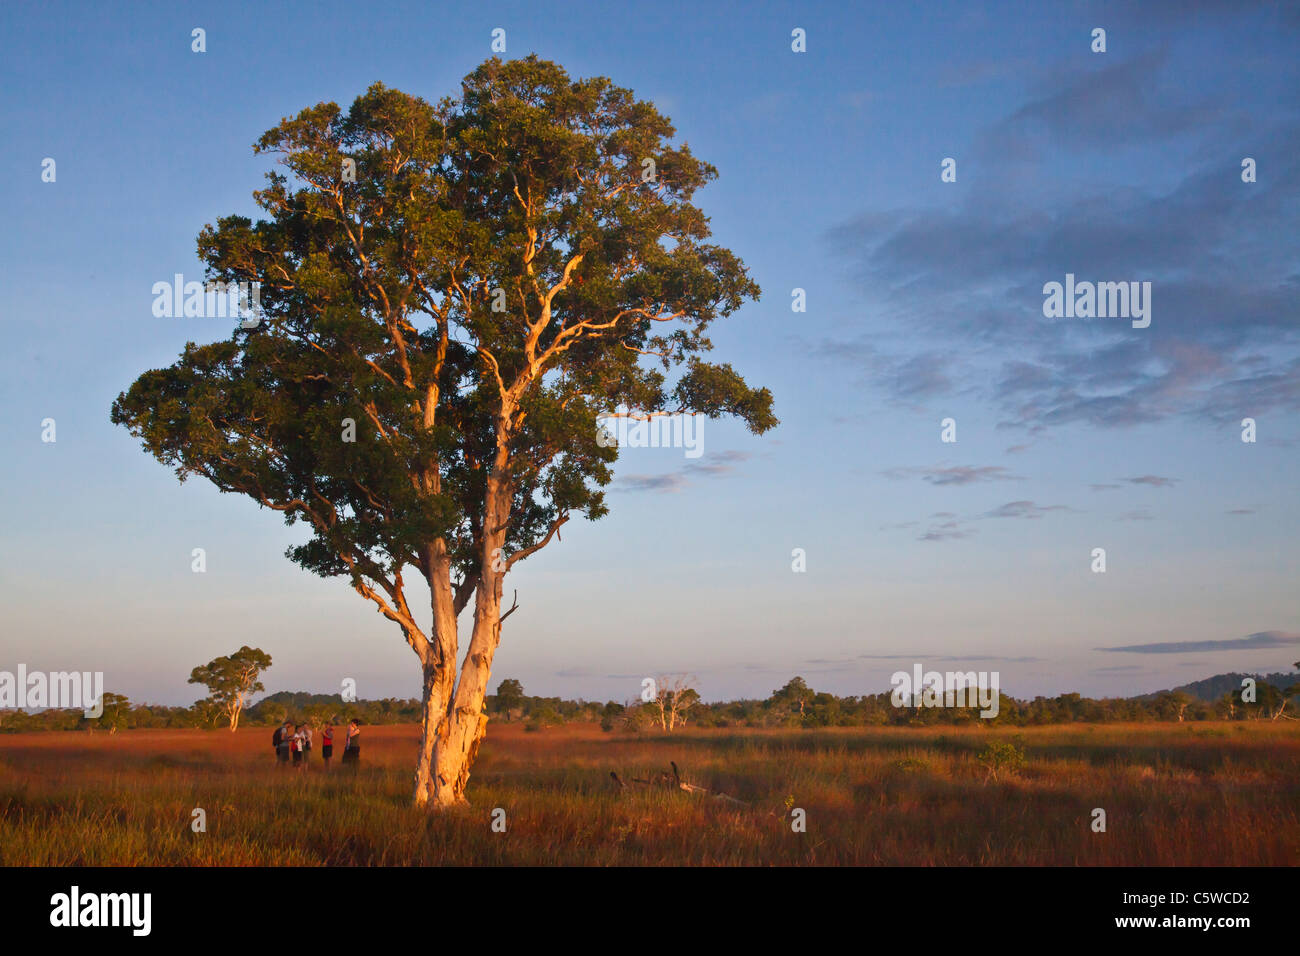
[615, 451, 752, 493]
[859, 654, 1043, 663]
[978, 50, 1207, 160]
[981, 500, 1073, 520]
[892, 498, 1076, 541]
[617, 474, 688, 493]
[882, 465, 1023, 486]
[919, 521, 976, 542]
[1122, 475, 1178, 488]
[817, 52, 1300, 432]
[1097, 630, 1300, 654]
[683, 450, 751, 478]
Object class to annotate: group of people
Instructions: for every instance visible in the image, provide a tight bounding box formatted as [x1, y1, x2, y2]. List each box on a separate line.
[272, 718, 360, 768]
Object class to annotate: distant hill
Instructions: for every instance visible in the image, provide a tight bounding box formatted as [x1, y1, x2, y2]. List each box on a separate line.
[254, 691, 347, 708]
[250, 690, 418, 710]
[1138, 671, 1299, 703]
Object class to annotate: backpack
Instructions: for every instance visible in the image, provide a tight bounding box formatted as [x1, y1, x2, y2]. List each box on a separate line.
[272, 727, 283, 749]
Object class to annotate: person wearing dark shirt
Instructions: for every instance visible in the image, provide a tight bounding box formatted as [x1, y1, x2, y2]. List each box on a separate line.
[342, 719, 361, 765]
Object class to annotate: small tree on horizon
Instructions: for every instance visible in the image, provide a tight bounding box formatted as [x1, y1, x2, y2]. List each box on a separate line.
[1154, 690, 1194, 722]
[81, 692, 132, 734]
[1261, 662, 1300, 721]
[100, 692, 132, 734]
[495, 678, 525, 722]
[187, 646, 273, 731]
[771, 676, 814, 722]
[647, 675, 699, 731]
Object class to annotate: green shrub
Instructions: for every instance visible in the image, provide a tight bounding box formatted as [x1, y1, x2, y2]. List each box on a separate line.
[525, 705, 561, 732]
[977, 740, 1027, 780]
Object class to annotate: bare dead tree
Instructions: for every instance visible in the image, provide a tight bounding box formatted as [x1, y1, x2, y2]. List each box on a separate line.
[647, 675, 701, 732]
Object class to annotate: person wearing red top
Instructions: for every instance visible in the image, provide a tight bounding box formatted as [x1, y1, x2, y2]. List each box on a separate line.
[321, 725, 335, 768]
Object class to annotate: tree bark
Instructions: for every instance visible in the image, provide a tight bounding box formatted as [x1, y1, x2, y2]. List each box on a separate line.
[416, 596, 500, 806]
[412, 472, 511, 809]
[412, 541, 461, 807]
[428, 544, 504, 806]
[412, 666, 447, 807]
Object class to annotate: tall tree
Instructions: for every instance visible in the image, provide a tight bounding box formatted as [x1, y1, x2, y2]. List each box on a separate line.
[112, 56, 775, 808]
[187, 646, 273, 731]
[494, 678, 525, 722]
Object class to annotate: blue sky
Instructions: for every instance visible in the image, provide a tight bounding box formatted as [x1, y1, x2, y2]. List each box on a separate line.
[1, 0, 1297, 706]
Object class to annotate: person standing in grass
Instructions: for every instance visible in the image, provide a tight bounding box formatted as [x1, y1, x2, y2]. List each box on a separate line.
[321, 724, 334, 768]
[291, 723, 304, 767]
[300, 722, 312, 766]
[276, 720, 293, 765]
[343, 718, 361, 766]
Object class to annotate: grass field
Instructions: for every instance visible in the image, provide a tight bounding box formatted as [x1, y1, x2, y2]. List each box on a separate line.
[1, 721, 1296, 865]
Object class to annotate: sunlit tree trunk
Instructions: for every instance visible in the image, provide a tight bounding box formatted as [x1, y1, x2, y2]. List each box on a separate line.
[412, 541, 461, 807]
[416, 471, 511, 808]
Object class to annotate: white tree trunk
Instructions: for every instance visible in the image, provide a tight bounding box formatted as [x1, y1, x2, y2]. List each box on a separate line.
[412, 474, 510, 809]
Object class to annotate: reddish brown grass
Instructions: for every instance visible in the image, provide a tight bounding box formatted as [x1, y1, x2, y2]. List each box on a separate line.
[1, 721, 1295, 865]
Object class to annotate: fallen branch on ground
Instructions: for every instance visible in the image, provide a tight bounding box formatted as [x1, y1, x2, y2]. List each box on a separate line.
[609, 761, 750, 807]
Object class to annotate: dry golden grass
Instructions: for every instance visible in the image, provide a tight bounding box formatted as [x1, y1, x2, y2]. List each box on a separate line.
[1, 721, 1296, 865]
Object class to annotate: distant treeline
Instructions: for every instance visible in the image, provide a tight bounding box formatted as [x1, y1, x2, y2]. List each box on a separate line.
[3, 671, 1297, 733]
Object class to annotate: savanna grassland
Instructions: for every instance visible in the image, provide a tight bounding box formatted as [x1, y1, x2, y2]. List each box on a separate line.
[1, 722, 1296, 866]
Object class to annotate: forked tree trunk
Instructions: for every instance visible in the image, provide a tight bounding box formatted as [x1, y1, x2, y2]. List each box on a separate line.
[411, 473, 511, 809]
[426, 569, 504, 806]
